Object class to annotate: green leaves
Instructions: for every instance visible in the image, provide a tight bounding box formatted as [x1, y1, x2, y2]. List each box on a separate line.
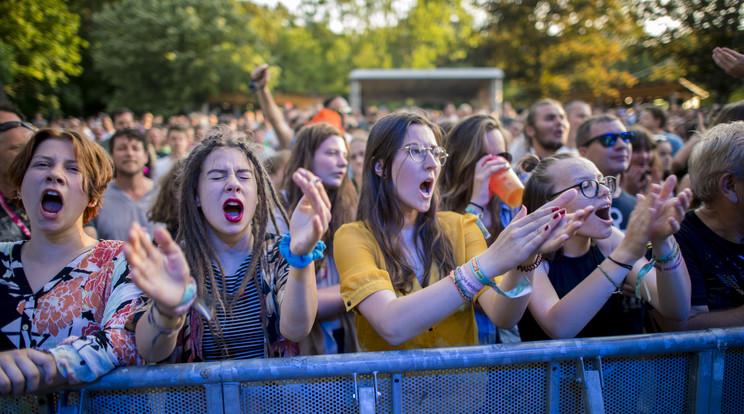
[91, 0, 257, 115]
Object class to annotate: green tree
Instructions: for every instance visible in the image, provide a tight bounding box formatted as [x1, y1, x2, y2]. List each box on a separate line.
[0, 0, 85, 115]
[473, 0, 642, 105]
[91, 0, 259, 115]
[633, 0, 744, 103]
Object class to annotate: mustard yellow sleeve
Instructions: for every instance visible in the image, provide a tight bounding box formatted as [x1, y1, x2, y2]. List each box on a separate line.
[335, 222, 395, 312]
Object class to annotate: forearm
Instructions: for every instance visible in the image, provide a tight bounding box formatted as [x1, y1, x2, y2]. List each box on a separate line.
[135, 308, 183, 363]
[317, 284, 345, 321]
[647, 238, 691, 321]
[684, 305, 744, 329]
[256, 86, 292, 150]
[671, 135, 699, 174]
[279, 265, 318, 342]
[478, 268, 532, 329]
[358, 276, 467, 346]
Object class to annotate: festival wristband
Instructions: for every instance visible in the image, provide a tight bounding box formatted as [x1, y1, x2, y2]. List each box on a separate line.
[470, 256, 532, 298]
[279, 232, 326, 268]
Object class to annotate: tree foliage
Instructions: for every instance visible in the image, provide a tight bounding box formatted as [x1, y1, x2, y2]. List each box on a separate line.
[0, 0, 85, 115]
[91, 0, 259, 115]
[634, 0, 744, 103]
[473, 0, 642, 104]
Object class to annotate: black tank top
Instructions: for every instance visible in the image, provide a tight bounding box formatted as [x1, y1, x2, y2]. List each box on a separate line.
[518, 244, 646, 341]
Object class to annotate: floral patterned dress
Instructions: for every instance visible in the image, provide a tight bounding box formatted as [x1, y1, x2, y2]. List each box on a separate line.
[0, 240, 142, 384]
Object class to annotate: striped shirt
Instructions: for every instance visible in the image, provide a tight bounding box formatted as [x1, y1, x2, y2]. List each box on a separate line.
[201, 257, 265, 360]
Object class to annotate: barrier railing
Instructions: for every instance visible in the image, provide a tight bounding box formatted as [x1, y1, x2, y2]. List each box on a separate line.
[2, 327, 743, 413]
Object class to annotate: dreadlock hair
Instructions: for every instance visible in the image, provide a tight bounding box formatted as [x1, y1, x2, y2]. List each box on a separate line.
[357, 112, 456, 293]
[281, 122, 357, 255]
[176, 126, 288, 358]
[440, 114, 513, 244]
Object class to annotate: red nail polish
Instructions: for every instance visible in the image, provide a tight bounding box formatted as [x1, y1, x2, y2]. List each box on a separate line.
[544, 225, 549, 231]
[553, 213, 559, 219]
[560, 209, 566, 215]
[551, 207, 560, 212]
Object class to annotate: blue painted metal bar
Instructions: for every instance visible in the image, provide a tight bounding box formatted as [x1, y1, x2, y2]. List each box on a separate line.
[73, 327, 744, 390]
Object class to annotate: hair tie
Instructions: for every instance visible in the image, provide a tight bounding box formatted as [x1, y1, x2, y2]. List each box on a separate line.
[279, 233, 326, 268]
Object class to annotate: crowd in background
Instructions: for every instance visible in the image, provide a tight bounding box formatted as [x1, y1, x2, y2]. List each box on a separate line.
[0, 52, 742, 395]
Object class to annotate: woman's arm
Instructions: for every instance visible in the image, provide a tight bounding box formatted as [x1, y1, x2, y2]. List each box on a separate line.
[127, 223, 192, 363]
[626, 178, 693, 321]
[278, 169, 331, 342]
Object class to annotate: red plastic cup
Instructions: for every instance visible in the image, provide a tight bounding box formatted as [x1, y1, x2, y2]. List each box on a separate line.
[489, 168, 524, 207]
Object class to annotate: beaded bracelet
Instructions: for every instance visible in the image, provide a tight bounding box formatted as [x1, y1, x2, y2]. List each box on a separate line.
[450, 269, 474, 301]
[279, 233, 326, 269]
[517, 254, 543, 272]
[471, 256, 532, 298]
[597, 264, 622, 295]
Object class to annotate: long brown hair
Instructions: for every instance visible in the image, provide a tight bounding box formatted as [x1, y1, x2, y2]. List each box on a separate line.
[357, 112, 456, 293]
[440, 114, 512, 243]
[281, 122, 357, 253]
[176, 126, 288, 357]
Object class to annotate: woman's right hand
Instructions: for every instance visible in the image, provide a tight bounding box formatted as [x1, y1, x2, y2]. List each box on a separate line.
[617, 182, 666, 260]
[470, 154, 511, 206]
[125, 223, 192, 313]
[0, 349, 57, 394]
[478, 189, 580, 275]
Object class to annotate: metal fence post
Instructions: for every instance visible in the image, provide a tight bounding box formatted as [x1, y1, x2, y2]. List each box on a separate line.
[575, 357, 605, 414]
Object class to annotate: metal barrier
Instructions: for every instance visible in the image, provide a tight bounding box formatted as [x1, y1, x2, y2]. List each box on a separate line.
[2, 327, 743, 414]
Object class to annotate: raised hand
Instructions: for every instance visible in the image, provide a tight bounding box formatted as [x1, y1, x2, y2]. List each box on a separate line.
[288, 168, 332, 256]
[713, 47, 744, 78]
[481, 189, 578, 273]
[649, 176, 692, 244]
[470, 154, 511, 206]
[619, 184, 662, 259]
[538, 204, 595, 254]
[0, 349, 56, 394]
[125, 223, 192, 312]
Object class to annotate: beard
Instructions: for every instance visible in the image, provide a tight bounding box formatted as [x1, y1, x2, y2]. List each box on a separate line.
[535, 138, 563, 152]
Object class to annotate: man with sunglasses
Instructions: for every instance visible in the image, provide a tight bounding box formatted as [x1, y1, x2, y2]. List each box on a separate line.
[576, 114, 636, 231]
[0, 104, 34, 242]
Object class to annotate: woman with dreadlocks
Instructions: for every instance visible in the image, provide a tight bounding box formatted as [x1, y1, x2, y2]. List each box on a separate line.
[127, 127, 330, 362]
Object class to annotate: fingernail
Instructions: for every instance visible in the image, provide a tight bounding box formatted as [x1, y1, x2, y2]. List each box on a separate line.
[551, 207, 560, 212]
[544, 225, 549, 231]
[553, 213, 559, 219]
[560, 209, 566, 215]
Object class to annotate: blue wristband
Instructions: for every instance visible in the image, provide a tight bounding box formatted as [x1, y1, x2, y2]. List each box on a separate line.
[279, 233, 326, 268]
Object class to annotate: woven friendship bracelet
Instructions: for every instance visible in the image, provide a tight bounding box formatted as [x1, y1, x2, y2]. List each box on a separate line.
[597, 264, 623, 295]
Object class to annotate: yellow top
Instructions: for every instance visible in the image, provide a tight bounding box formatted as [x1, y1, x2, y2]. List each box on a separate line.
[335, 211, 487, 352]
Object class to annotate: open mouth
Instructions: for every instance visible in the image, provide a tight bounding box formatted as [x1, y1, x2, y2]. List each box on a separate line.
[223, 198, 244, 223]
[40, 190, 63, 218]
[595, 204, 612, 222]
[419, 179, 434, 197]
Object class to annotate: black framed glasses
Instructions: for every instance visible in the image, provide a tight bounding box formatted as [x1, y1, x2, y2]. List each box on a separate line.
[548, 176, 617, 199]
[583, 131, 635, 147]
[0, 121, 36, 133]
[398, 143, 449, 166]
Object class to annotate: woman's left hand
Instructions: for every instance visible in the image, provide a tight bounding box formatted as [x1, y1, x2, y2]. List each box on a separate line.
[288, 168, 332, 255]
[649, 175, 692, 244]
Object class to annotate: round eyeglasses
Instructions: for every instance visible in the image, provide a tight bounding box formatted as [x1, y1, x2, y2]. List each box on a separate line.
[398, 143, 449, 166]
[548, 176, 617, 199]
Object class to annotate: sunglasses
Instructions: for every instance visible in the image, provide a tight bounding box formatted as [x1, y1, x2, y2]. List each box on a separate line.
[583, 131, 635, 147]
[0, 121, 36, 133]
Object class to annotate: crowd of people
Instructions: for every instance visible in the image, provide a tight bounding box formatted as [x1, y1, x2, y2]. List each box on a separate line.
[0, 54, 742, 396]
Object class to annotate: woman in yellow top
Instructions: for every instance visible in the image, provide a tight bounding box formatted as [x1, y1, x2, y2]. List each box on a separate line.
[334, 112, 592, 352]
